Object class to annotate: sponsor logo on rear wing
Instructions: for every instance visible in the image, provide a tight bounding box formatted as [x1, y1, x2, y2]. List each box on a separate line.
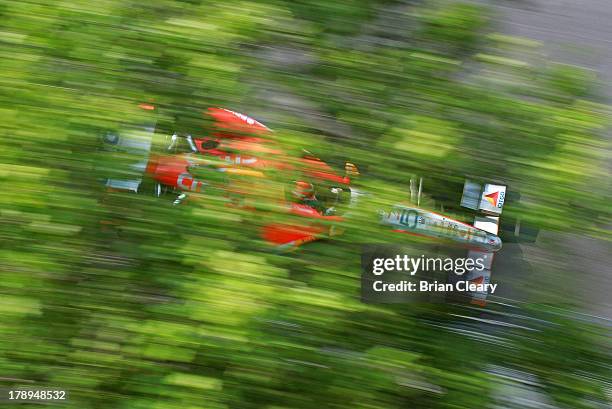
[461, 181, 506, 215]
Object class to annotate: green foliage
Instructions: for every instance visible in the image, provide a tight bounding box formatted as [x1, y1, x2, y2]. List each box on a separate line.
[547, 63, 598, 98]
[421, 2, 488, 53]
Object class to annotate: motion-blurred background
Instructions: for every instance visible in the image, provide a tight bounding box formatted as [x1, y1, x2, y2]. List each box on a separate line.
[0, 0, 610, 408]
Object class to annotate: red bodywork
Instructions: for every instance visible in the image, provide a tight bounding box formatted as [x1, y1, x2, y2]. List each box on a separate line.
[144, 108, 350, 249]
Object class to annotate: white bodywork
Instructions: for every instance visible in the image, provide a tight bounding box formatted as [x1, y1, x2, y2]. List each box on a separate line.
[381, 205, 503, 252]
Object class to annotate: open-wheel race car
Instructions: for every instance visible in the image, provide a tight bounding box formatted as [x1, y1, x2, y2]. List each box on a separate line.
[102, 105, 358, 250]
[101, 103, 510, 306]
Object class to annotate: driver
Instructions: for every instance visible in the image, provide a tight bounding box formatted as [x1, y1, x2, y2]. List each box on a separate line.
[292, 181, 325, 213]
[291, 181, 338, 215]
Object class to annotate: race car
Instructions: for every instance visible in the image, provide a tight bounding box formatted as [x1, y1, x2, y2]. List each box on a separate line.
[101, 106, 503, 252]
[101, 103, 506, 305]
[102, 105, 355, 249]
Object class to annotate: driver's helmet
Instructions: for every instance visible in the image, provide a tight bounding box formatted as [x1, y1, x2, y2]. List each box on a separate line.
[292, 181, 316, 201]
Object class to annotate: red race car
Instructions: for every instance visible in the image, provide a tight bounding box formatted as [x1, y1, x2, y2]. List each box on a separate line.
[103, 106, 357, 250]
